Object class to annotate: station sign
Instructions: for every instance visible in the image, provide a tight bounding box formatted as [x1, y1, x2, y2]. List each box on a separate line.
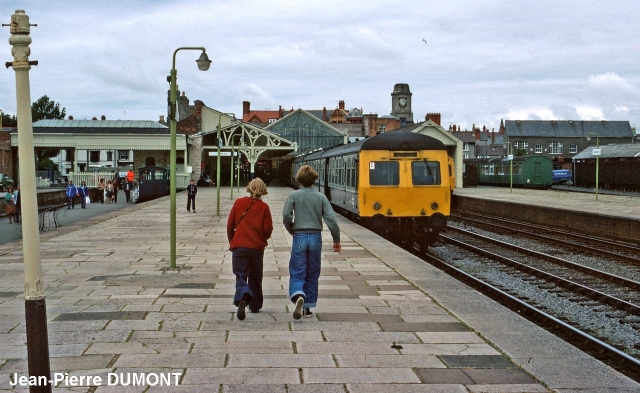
[508, 155, 513, 160]
[208, 151, 232, 156]
[592, 148, 601, 156]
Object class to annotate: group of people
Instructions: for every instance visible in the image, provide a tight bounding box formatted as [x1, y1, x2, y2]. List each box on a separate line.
[94, 168, 136, 205]
[227, 165, 341, 321]
[4, 185, 21, 224]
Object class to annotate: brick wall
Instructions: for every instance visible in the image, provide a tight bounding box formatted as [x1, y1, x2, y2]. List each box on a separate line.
[452, 195, 640, 244]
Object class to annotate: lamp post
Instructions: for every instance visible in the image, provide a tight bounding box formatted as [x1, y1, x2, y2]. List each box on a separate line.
[586, 132, 600, 201]
[168, 47, 211, 268]
[503, 141, 513, 193]
[214, 113, 236, 216]
[6, 10, 53, 392]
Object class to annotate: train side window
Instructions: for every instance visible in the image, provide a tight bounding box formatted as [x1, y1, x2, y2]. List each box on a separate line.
[369, 161, 399, 186]
[411, 161, 441, 185]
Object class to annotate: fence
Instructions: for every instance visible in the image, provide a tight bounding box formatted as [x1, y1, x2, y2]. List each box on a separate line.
[68, 172, 190, 189]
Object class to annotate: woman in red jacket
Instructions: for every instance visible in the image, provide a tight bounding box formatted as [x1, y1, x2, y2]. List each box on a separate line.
[227, 178, 273, 320]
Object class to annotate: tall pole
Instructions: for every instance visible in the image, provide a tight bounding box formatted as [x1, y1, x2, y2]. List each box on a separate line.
[230, 145, 234, 199]
[168, 47, 209, 268]
[509, 143, 513, 193]
[595, 135, 600, 201]
[6, 10, 52, 392]
[216, 121, 221, 216]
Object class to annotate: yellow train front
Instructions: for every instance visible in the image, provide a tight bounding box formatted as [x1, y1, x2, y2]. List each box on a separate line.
[293, 131, 453, 250]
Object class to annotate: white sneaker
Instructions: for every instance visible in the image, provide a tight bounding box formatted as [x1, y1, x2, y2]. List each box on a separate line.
[293, 297, 304, 320]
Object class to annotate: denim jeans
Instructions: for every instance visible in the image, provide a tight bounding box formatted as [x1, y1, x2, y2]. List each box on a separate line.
[288, 232, 322, 308]
[232, 248, 264, 312]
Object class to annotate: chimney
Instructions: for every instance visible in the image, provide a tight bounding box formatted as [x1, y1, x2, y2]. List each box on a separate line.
[425, 113, 441, 125]
[323, 107, 327, 122]
[159, 115, 165, 123]
[338, 100, 345, 110]
[474, 128, 480, 140]
[101, 115, 106, 120]
[279, 105, 283, 118]
[243, 101, 250, 116]
[92, 117, 97, 120]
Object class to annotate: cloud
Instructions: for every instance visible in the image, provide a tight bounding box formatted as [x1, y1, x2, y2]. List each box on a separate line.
[588, 72, 635, 92]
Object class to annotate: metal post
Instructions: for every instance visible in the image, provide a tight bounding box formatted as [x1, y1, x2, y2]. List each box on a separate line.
[168, 46, 209, 268]
[216, 121, 221, 216]
[6, 9, 52, 392]
[595, 135, 600, 201]
[509, 144, 513, 193]
[230, 145, 234, 199]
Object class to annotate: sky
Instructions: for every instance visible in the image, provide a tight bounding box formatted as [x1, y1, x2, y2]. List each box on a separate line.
[1, 1, 639, 131]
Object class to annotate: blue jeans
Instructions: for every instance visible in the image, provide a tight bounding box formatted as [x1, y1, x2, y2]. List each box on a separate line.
[288, 233, 322, 308]
[232, 248, 264, 311]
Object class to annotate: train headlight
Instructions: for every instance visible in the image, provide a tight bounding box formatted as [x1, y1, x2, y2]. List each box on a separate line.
[430, 201, 439, 211]
[373, 202, 381, 210]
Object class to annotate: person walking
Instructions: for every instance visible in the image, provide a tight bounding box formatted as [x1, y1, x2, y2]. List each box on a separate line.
[112, 178, 120, 203]
[186, 179, 197, 213]
[127, 168, 135, 184]
[13, 185, 20, 224]
[123, 179, 133, 203]
[4, 186, 16, 224]
[227, 178, 273, 320]
[106, 180, 114, 204]
[283, 165, 341, 320]
[78, 181, 89, 209]
[97, 178, 105, 204]
[66, 180, 78, 209]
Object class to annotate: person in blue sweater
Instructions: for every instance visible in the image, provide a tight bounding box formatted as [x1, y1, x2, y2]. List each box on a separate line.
[66, 180, 78, 209]
[78, 181, 89, 209]
[283, 165, 341, 320]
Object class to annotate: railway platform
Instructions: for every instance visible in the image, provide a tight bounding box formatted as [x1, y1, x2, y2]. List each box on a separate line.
[0, 185, 638, 392]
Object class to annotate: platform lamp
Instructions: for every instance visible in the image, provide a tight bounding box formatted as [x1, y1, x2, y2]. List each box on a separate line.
[168, 47, 211, 268]
[503, 141, 514, 193]
[215, 113, 237, 216]
[586, 132, 600, 201]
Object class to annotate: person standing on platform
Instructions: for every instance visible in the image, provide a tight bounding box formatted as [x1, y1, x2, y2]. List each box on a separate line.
[66, 180, 78, 209]
[78, 181, 89, 209]
[106, 180, 114, 204]
[127, 168, 135, 184]
[97, 178, 105, 204]
[123, 179, 133, 203]
[186, 179, 197, 213]
[112, 178, 120, 203]
[227, 178, 273, 320]
[13, 185, 21, 224]
[283, 165, 341, 320]
[4, 186, 16, 224]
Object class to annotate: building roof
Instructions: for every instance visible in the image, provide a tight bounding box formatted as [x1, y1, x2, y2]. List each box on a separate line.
[504, 120, 633, 138]
[572, 143, 640, 159]
[242, 111, 280, 124]
[452, 131, 476, 143]
[31, 119, 169, 134]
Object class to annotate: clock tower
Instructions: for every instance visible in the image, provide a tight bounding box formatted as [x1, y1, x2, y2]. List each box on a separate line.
[390, 83, 413, 126]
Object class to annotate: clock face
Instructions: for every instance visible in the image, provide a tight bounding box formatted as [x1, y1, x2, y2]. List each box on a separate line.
[399, 97, 407, 107]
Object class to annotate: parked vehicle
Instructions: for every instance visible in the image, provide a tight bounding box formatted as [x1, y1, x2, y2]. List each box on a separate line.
[463, 156, 553, 189]
[0, 173, 15, 192]
[552, 169, 573, 185]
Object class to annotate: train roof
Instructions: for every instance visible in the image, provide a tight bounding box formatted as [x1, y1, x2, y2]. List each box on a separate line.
[295, 131, 447, 162]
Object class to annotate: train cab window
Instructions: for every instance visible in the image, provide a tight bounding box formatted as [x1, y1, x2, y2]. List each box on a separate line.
[369, 161, 399, 186]
[411, 161, 441, 185]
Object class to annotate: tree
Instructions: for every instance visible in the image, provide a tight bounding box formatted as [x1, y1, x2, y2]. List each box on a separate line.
[37, 157, 58, 171]
[1, 112, 17, 127]
[31, 95, 66, 122]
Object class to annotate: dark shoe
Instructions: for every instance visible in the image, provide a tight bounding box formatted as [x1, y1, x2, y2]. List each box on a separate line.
[193, 211, 196, 213]
[293, 297, 304, 320]
[237, 300, 246, 321]
[302, 308, 313, 318]
[249, 309, 260, 313]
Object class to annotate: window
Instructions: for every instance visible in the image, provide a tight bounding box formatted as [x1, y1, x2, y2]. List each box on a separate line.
[119, 150, 129, 160]
[549, 141, 563, 154]
[378, 124, 386, 133]
[569, 144, 578, 154]
[106, 151, 113, 161]
[411, 161, 441, 185]
[268, 118, 277, 124]
[89, 151, 100, 162]
[369, 161, 399, 185]
[463, 142, 470, 152]
[535, 144, 542, 153]
[515, 141, 528, 150]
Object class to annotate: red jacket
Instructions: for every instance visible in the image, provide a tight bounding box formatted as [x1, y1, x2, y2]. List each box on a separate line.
[227, 196, 273, 251]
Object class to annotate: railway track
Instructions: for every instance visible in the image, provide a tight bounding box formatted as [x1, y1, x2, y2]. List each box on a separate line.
[386, 213, 640, 381]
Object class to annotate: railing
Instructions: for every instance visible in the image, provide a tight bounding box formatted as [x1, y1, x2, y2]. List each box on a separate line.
[40, 204, 65, 232]
[68, 172, 191, 189]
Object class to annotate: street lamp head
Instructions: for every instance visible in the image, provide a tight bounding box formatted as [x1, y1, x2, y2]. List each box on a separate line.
[586, 134, 591, 141]
[196, 52, 212, 71]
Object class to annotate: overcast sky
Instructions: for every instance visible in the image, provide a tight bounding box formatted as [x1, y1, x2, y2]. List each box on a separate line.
[1, 1, 639, 131]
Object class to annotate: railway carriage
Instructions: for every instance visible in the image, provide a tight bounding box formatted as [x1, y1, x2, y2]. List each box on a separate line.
[136, 166, 169, 202]
[291, 131, 454, 250]
[464, 155, 553, 189]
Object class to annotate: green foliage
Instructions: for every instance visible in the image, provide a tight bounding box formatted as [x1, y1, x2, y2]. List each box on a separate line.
[37, 157, 58, 171]
[36, 147, 62, 161]
[514, 148, 528, 156]
[31, 95, 66, 122]
[1, 112, 17, 127]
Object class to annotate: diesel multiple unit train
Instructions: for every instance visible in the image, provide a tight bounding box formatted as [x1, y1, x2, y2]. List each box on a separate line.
[284, 131, 455, 250]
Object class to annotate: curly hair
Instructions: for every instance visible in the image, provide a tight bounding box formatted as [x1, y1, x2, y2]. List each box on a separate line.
[295, 165, 319, 187]
[246, 178, 268, 199]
